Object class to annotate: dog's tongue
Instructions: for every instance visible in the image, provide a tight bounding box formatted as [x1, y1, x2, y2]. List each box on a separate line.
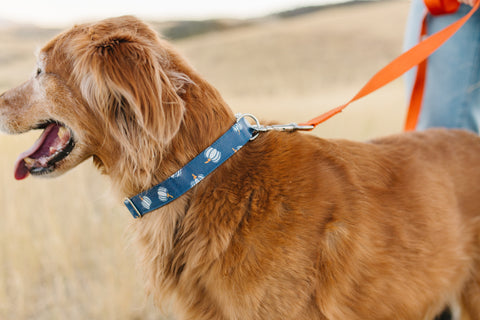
[14, 124, 63, 180]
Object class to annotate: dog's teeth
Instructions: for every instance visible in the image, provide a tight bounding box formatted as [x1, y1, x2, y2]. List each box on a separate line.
[24, 157, 35, 167]
[38, 158, 49, 166]
[50, 147, 57, 155]
[57, 126, 67, 139]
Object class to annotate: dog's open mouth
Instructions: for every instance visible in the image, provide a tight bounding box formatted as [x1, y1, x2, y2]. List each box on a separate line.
[14, 122, 75, 180]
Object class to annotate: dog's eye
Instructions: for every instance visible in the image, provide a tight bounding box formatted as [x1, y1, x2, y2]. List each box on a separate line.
[36, 68, 42, 76]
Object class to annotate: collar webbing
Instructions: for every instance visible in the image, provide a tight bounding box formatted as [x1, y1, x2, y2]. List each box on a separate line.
[124, 115, 255, 218]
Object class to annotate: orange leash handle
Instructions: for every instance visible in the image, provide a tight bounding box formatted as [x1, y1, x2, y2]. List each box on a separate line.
[299, 0, 479, 130]
[426, 0, 460, 15]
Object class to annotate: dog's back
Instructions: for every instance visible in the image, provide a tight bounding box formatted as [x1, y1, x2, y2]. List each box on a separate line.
[172, 128, 480, 319]
[322, 128, 480, 319]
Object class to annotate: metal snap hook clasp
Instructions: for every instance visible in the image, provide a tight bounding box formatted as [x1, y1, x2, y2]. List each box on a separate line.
[235, 113, 315, 141]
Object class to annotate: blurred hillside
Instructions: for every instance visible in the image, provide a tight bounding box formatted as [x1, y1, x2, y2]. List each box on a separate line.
[0, 0, 408, 139]
[152, 0, 382, 40]
[0, 0, 390, 41]
[176, 0, 408, 139]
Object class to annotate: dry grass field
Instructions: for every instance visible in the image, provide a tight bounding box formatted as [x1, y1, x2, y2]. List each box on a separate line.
[0, 1, 409, 319]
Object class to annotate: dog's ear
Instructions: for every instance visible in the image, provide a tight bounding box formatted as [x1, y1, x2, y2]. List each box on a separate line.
[74, 22, 186, 148]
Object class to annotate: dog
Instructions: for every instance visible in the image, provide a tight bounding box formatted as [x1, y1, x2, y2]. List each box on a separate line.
[1, 16, 480, 320]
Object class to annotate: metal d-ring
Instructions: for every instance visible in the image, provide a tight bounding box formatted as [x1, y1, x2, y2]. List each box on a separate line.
[235, 113, 261, 140]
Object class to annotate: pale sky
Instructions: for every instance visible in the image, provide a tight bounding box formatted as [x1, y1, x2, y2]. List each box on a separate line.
[0, 0, 341, 27]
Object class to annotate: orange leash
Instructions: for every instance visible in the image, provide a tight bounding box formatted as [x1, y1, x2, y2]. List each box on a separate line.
[425, 0, 460, 15]
[299, 0, 479, 131]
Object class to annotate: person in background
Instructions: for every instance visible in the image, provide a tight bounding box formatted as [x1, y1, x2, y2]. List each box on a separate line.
[404, 0, 480, 133]
[404, 0, 479, 319]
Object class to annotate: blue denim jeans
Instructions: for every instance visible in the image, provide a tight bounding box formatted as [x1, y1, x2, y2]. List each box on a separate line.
[404, 0, 480, 132]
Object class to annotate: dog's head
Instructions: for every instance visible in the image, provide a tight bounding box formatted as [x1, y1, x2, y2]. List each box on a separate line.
[0, 16, 191, 188]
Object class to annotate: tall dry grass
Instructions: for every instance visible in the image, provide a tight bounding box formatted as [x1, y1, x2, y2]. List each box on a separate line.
[0, 1, 408, 319]
[0, 138, 163, 319]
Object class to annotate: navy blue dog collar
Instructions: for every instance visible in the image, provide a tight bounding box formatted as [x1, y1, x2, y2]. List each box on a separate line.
[124, 115, 256, 218]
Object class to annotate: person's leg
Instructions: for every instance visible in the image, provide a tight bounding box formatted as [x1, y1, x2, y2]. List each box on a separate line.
[404, 2, 480, 132]
[404, 0, 427, 97]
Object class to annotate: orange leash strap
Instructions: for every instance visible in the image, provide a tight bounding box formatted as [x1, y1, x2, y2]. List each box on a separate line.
[404, 14, 429, 132]
[299, 0, 479, 131]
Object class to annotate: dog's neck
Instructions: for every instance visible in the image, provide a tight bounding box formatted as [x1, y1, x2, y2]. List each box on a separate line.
[110, 57, 236, 305]
[98, 57, 236, 201]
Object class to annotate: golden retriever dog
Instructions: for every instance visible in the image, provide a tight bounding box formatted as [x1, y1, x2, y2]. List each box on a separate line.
[1, 16, 480, 320]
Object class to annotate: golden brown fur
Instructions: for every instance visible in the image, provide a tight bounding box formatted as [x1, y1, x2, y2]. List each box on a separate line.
[1, 16, 480, 319]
